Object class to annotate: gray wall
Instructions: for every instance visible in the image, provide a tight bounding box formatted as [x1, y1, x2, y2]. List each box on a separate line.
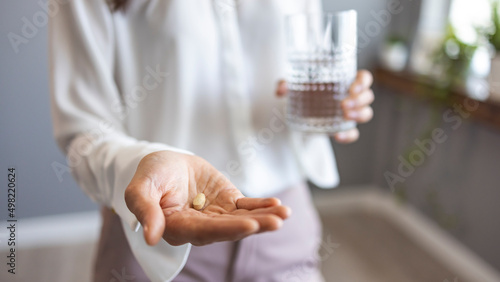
[0, 1, 98, 220]
[367, 88, 500, 271]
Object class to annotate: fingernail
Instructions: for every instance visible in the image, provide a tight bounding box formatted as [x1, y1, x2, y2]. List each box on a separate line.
[353, 84, 363, 94]
[343, 99, 356, 109]
[347, 111, 358, 119]
[336, 131, 349, 140]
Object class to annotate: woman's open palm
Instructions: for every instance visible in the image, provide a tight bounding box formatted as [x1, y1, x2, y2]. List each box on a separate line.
[125, 151, 290, 246]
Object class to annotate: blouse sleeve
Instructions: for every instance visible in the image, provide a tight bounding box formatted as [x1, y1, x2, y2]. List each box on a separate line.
[49, 0, 190, 280]
[306, 0, 323, 13]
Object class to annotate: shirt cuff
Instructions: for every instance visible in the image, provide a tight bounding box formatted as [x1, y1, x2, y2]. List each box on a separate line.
[111, 142, 194, 231]
[290, 132, 339, 189]
[121, 219, 191, 282]
[109, 142, 194, 281]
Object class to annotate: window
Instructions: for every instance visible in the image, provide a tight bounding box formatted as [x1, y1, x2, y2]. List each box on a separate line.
[449, 0, 492, 44]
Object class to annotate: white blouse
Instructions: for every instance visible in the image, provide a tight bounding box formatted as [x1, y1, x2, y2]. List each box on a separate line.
[50, 0, 338, 280]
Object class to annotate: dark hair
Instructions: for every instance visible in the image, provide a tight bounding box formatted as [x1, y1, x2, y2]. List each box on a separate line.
[109, 0, 128, 11]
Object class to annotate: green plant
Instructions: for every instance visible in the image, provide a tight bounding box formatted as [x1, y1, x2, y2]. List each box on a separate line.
[432, 24, 479, 87]
[386, 35, 406, 45]
[489, 0, 500, 51]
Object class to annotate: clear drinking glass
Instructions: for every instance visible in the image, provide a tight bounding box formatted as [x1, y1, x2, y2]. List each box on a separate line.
[285, 10, 358, 133]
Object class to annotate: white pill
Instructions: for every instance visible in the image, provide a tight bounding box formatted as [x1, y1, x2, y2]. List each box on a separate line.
[193, 193, 206, 210]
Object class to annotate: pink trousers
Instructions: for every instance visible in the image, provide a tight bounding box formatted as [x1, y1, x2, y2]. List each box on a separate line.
[93, 182, 324, 282]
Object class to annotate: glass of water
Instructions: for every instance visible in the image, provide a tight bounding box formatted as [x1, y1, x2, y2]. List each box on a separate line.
[285, 10, 358, 133]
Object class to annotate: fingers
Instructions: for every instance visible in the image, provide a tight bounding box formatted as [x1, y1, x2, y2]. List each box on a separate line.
[343, 70, 375, 124]
[332, 128, 360, 144]
[276, 80, 288, 97]
[234, 199, 291, 233]
[247, 214, 284, 233]
[233, 205, 291, 220]
[349, 70, 373, 94]
[163, 203, 292, 246]
[193, 217, 259, 244]
[166, 214, 259, 246]
[236, 197, 281, 210]
[233, 205, 291, 234]
[344, 103, 374, 123]
[125, 180, 165, 246]
[343, 89, 375, 110]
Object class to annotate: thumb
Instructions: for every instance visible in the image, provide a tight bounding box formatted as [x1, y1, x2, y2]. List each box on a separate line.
[125, 181, 165, 246]
[276, 80, 288, 97]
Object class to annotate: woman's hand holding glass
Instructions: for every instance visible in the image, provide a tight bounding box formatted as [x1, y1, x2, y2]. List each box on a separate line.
[276, 70, 374, 143]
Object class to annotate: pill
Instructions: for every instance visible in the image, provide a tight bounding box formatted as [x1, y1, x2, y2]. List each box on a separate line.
[193, 193, 206, 210]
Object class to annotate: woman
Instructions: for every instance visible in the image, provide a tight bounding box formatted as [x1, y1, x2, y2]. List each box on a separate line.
[50, 0, 374, 281]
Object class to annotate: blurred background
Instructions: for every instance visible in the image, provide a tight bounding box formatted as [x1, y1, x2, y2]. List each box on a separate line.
[1, 0, 500, 281]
